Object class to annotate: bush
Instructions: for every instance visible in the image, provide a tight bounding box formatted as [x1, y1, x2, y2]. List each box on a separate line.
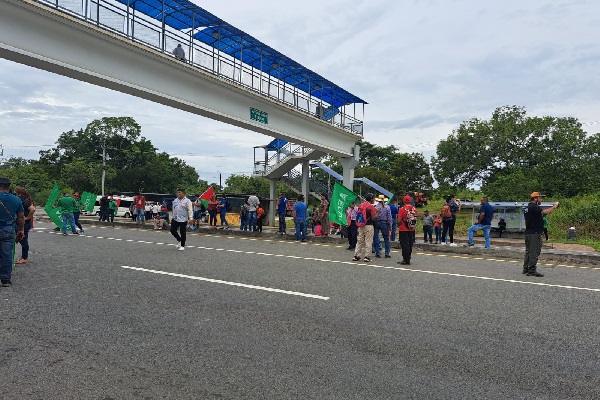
[547, 192, 600, 239]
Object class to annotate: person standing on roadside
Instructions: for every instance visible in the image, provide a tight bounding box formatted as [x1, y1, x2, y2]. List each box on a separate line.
[422, 210, 433, 244]
[0, 178, 24, 287]
[277, 192, 287, 235]
[108, 196, 117, 226]
[345, 200, 358, 251]
[319, 194, 330, 236]
[72, 192, 84, 233]
[398, 195, 418, 265]
[256, 204, 265, 233]
[441, 194, 461, 246]
[247, 192, 260, 232]
[388, 198, 399, 242]
[14, 187, 35, 265]
[373, 195, 392, 258]
[99, 195, 109, 222]
[170, 188, 194, 251]
[543, 216, 549, 241]
[523, 192, 560, 277]
[57, 192, 79, 236]
[134, 193, 146, 225]
[218, 196, 230, 230]
[193, 194, 203, 228]
[207, 194, 218, 228]
[293, 194, 308, 242]
[466, 197, 494, 248]
[353, 193, 378, 262]
[433, 213, 442, 244]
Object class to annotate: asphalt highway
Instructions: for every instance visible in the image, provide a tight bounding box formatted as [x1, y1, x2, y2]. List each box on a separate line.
[1, 222, 599, 399]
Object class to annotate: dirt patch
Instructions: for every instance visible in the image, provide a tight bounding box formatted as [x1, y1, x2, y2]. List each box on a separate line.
[548, 243, 596, 252]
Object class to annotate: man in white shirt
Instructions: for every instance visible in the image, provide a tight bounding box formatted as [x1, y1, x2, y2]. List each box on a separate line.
[247, 192, 260, 232]
[170, 188, 194, 250]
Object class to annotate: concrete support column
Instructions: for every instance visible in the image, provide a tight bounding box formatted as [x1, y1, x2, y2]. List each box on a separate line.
[301, 162, 310, 201]
[269, 178, 277, 227]
[340, 144, 360, 190]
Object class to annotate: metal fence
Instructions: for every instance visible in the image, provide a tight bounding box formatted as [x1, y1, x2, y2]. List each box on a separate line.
[36, 0, 364, 135]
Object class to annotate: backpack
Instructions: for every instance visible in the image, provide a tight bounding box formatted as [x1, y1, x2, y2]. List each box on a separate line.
[440, 204, 452, 218]
[404, 206, 418, 228]
[355, 203, 371, 227]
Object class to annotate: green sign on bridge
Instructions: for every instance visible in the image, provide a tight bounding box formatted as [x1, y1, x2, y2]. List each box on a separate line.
[250, 107, 268, 124]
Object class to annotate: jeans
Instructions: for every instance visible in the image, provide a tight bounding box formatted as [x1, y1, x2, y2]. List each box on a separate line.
[390, 218, 397, 241]
[468, 224, 492, 248]
[347, 221, 357, 249]
[278, 212, 287, 233]
[136, 208, 145, 223]
[248, 211, 257, 231]
[108, 209, 115, 223]
[208, 210, 217, 226]
[423, 225, 433, 243]
[220, 211, 229, 227]
[373, 220, 390, 256]
[61, 213, 76, 234]
[240, 215, 248, 231]
[0, 227, 15, 281]
[73, 212, 83, 231]
[170, 220, 187, 246]
[434, 226, 442, 242]
[294, 218, 306, 241]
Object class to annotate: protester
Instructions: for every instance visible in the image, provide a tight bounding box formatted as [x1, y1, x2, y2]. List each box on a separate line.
[311, 206, 319, 234]
[319, 194, 330, 236]
[129, 203, 136, 222]
[207, 194, 218, 228]
[433, 213, 442, 244]
[277, 192, 287, 235]
[170, 188, 193, 251]
[543, 216, 549, 241]
[145, 202, 152, 220]
[173, 43, 186, 61]
[239, 201, 249, 231]
[57, 192, 79, 236]
[353, 193, 378, 262]
[218, 196, 229, 229]
[293, 194, 308, 242]
[466, 197, 494, 248]
[153, 206, 170, 230]
[422, 209, 433, 243]
[441, 194, 461, 246]
[108, 196, 117, 226]
[247, 192, 260, 232]
[193, 194, 203, 228]
[73, 192, 84, 233]
[0, 178, 25, 287]
[14, 187, 35, 265]
[398, 195, 418, 265]
[346, 200, 358, 250]
[389, 198, 398, 242]
[99, 195, 110, 222]
[498, 218, 507, 238]
[256, 204, 265, 233]
[373, 195, 392, 258]
[134, 193, 146, 225]
[152, 202, 159, 219]
[523, 192, 560, 277]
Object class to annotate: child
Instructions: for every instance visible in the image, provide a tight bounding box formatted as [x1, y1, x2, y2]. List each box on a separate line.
[256, 204, 264, 233]
[433, 213, 442, 244]
[314, 221, 322, 236]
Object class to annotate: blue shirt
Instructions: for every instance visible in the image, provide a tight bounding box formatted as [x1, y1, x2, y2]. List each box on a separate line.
[0, 192, 24, 227]
[479, 202, 494, 225]
[277, 197, 287, 213]
[293, 201, 308, 220]
[219, 199, 228, 213]
[388, 204, 398, 221]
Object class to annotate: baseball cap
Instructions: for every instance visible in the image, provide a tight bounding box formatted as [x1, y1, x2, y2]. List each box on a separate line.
[403, 195, 412, 204]
[530, 192, 545, 198]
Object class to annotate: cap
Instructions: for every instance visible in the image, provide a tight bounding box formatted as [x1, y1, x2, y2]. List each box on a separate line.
[365, 193, 374, 201]
[403, 195, 412, 204]
[530, 192, 545, 198]
[0, 177, 11, 186]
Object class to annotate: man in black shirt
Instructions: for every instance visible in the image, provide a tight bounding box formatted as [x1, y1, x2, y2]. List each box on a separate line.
[523, 192, 560, 277]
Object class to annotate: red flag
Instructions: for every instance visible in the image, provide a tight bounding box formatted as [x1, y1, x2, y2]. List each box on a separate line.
[199, 186, 214, 207]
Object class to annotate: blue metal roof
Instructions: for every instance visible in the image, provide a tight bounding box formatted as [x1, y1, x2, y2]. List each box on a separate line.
[120, 0, 366, 107]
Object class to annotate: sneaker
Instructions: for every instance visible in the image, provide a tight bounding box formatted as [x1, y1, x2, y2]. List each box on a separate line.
[522, 266, 528, 274]
[80, 229, 85, 234]
[63, 233, 67, 236]
[352, 256, 361, 261]
[441, 242, 447, 245]
[384, 254, 391, 258]
[72, 231, 79, 235]
[363, 257, 371, 262]
[1, 280, 11, 287]
[449, 243, 458, 247]
[464, 243, 474, 247]
[375, 253, 381, 258]
[527, 271, 544, 277]
[398, 260, 410, 265]
[177, 246, 185, 251]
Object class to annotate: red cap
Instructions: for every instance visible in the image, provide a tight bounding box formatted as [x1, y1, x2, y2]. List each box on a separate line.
[403, 195, 412, 204]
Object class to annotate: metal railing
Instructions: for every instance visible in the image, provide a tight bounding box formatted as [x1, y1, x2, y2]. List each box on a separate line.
[35, 0, 364, 135]
[253, 143, 316, 176]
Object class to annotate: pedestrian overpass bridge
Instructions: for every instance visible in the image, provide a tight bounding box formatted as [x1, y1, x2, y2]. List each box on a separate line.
[0, 0, 367, 194]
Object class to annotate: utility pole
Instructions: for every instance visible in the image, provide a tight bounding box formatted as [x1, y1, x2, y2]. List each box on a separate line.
[101, 139, 106, 197]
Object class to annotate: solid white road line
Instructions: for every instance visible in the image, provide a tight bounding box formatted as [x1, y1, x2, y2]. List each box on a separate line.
[120, 266, 329, 300]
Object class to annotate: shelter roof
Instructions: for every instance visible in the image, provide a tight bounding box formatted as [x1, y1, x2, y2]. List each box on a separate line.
[119, 0, 366, 107]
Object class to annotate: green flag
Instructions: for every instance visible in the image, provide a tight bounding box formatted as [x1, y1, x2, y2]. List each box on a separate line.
[44, 182, 61, 213]
[328, 182, 358, 226]
[80, 191, 97, 213]
[46, 206, 70, 231]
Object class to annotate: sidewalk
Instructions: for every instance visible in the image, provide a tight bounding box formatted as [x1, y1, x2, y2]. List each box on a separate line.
[41, 215, 599, 266]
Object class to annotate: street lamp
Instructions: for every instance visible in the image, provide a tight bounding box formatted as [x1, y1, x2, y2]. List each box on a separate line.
[217, 171, 222, 191]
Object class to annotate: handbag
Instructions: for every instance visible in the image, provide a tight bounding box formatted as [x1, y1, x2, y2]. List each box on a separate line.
[0, 198, 23, 243]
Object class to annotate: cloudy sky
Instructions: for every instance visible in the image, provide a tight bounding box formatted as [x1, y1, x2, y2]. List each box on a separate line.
[1, 0, 599, 185]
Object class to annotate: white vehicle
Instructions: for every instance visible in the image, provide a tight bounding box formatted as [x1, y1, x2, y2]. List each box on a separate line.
[91, 195, 135, 218]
